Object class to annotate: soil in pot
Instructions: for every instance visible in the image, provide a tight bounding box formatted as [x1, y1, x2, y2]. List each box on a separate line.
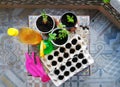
[36, 15, 54, 33]
[61, 13, 77, 27]
[52, 29, 68, 45]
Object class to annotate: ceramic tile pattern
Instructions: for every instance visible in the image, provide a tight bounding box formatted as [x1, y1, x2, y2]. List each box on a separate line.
[0, 8, 120, 87]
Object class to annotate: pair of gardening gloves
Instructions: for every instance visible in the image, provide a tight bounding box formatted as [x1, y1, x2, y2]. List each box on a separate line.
[25, 52, 50, 82]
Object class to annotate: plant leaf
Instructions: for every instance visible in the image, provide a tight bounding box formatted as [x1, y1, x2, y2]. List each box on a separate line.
[49, 33, 57, 40]
[67, 15, 74, 23]
[58, 29, 69, 39]
[41, 11, 48, 24]
[57, 23, 66, 29]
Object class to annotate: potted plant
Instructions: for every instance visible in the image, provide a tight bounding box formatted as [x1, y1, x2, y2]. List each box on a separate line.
[48, 23, 69, 46]
[60, 12, 77, 28]
[36, 11, 55, 33]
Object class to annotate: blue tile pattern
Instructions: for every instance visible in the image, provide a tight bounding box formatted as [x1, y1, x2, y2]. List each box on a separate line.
[89, 12, 120, 87]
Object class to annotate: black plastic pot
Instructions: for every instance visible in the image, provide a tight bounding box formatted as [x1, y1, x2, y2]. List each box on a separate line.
[51, 28, 68, 46]
[60, 12, 77, 27]
[36, 14, 55, 33]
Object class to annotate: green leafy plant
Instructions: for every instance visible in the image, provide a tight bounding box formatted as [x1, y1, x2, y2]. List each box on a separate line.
[102, 0, 110, 3]
[67, 15, 74, 23]
[58, 29, 69, 39]
[41, 11, 48, 24]
[57, 23, 66, 29]
[48, 23, 69, 41]
[48, 29, 69, 41]
[48, 33, 57, 41]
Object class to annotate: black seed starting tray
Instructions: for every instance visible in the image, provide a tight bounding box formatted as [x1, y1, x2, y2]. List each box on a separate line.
[41, 34, 94, 86]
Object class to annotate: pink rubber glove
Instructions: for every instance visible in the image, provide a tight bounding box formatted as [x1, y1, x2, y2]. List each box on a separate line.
[25, 52, 50, 82]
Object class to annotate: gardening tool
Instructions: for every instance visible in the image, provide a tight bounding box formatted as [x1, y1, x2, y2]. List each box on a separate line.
[25, 52, 50, 82]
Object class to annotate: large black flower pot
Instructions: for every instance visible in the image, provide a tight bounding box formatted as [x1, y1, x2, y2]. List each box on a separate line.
[51, 28, 69, 46]
[60, 12, 77, 28]
[36, 14, 55, 33]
